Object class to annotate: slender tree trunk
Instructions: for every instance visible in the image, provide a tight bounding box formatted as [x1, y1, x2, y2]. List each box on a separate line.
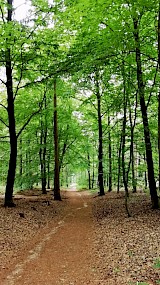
[158, 92, 160, 191]
[121, 60, 129, 197]
[108, 115, 112, 192]
[87, 153, 91, 189]
[39, 110, 47, 194]
[19, 137, 23, 190]
[95, 71, 105, 196]
[121, 59, 131, 217]
[47, 159, 50, 189]
[40, 93, 47, 194]
[42, 131, 47, 193]
[122, 104, 129, 197]
[47, 148, 51, 189]
[158, 3, 160, 192]
[133, 18, 159, 208]
[117, 133, 122, 193]
[42, 93, 47, 193]
[144, 153, 148, 189]
[53, 79, 61, 200]
[66, 165, 69, 188]
[131, 141, 137, 193]
[92, 154, 95, 189]
[59, 125, 69, 172]
[4, 0, 17, 207]
[129, 108, 137, 193]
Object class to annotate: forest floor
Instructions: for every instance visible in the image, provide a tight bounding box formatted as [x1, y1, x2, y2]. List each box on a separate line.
[0, 189, 160, 285]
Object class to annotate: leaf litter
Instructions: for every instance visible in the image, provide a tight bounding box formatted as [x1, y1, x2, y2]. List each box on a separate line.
[92, 191, 160, 285]
[0, 189, 160, 285]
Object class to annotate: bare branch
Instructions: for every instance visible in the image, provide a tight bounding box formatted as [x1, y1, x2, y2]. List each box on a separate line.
[0, 103, 7, 110]
[17, 76, 50, 90]
[14, 50, 24, 100]
[16, 108, 41, 138]
[133, 90, 138, 128]
[0, 5, 5, 24]
[16, 91, 46, 138]
[0, 78, 6, 85]
[100, 21, 114, 32]
[146, 62, 159, 109]
[0, 135, 9, 139]
[0, 117, 9, 128]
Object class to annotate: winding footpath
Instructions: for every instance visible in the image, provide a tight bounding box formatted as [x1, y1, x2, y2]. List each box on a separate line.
[2, 191, 99, 285]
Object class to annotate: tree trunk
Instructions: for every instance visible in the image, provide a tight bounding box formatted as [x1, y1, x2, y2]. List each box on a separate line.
[129, 108, 137, 193]
[95, 71, 105, 196]
[121, 59, 129, 197]
[19, 137, 23, 190]
[87, 153, 91, 189]
[91, 154, 95, 189]
[59, 125, 69, 172]
[122, 104, 129, 197]
[65, 165, 69, 188]
[158, 3, 160, 192]
[158, 91, 160, 191]
[144, 153, 148, 189]
[131, 140, 137, 193]
[133, 18, 159, 208]
[108, 115, 112, 192]
[117, 133, 122, 193]
[53, 79, 61, 200]
[39, 93, 47, 194]
[47, 150, 51, 189]
[4, 0, 17, 207]
[39, 139, 47, 194]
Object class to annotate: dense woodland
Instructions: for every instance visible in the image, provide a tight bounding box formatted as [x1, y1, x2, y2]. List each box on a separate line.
[0, 0, 160, 208]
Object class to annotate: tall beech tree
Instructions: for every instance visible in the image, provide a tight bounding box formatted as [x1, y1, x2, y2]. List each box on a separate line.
[158, 2, 160, 192]
[95, 71, 105, 196]
[4, 0, 17, 207]
[0, 1, 49, 206]
[39, 92, 47, 194]
[108, 115, 112, 192]
[53, 79, 61, 201]
[133, 14, 159, 208]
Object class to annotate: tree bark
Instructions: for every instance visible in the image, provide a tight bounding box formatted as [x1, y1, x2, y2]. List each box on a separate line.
[91, 152, 95, 189]
[19, 137, 23, 189]
[158, 3, 160, 192]
[4, 0, 17, 207]
[39, 93, 47, 194]
[87, 153, 91, 189]
[53, 79, 61, 200]
[59, 125, 69, 172]
[108, 115, 112, 192]
[129, 107, 137, 193]
[117, 133, 122, 193]
[133, 18, 159, 208]
[95, 71, 105, 196]
[144, 153, 148, 189]
[121, 59, 129, 198]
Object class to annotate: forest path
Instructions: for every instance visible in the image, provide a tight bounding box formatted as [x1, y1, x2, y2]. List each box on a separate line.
[2, 190, 99, 285]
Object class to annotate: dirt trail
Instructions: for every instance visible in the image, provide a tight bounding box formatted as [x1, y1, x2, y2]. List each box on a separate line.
[2, 191, 98, 285]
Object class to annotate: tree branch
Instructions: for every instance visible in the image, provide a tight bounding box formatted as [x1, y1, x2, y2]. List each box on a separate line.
[16, 92, 46, 138]
[14, 51, 24, 100]
[146, 62, 159, 109]
[0, 78, 6, 85]
[0, 117, 9, 128]
[0, 5, 5, 24]
[0, 103, 7, 110]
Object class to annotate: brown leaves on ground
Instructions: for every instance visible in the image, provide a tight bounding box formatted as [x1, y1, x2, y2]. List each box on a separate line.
[0, 190, 68, 272]
[92, 191, 160, 285]
[0, 189, 160, 285]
